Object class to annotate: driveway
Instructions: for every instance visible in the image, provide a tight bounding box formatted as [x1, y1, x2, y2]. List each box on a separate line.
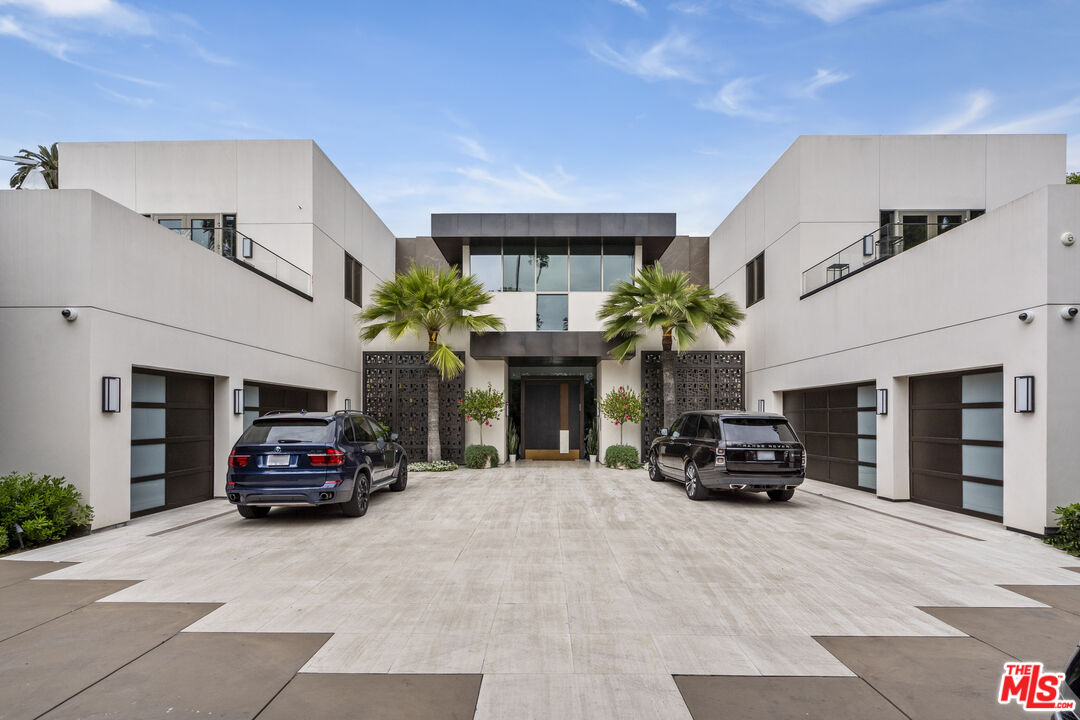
[2, 462, 1079, 719]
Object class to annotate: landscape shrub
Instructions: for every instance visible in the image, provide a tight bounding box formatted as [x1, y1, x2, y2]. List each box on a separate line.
[1046, 503, 1080, 556]
[0, 472, 93, 551]
[604, 444, 641, 470]
[407, 460, 457, 472]
[464, 444, 500, 469]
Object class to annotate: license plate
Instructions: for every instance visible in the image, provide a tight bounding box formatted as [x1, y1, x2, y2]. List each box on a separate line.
[755, 451, 776, 461]
[266, 454, 290, 467]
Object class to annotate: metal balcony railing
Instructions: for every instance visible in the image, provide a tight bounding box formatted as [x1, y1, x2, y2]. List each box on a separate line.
[801, 219, 968, 297]
[158, 225, 313, 299]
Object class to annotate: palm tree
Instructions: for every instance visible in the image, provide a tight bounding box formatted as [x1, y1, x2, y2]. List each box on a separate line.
[8, 144, 59, 189]
[357, 263, 504, 461]
[597, 263, 745, 429]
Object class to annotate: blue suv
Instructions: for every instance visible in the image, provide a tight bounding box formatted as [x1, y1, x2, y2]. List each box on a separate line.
[226, 410, 407, 519]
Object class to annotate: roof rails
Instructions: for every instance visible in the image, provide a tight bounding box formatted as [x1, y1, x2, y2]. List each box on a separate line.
[261, 409, 309, 416]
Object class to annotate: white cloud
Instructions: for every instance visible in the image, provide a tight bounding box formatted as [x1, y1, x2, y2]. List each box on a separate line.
[180, 34, 234, 66]
[797, 68, 849, 98]
[978, 96, 1080, 134]
[610, 0, 647, 16]
[95, 82, 151, 107]
[587, 29, 704, 82]
[0, 13, 66, 56]
[455, 136, 492, 163]
[697, 77, 775, 120]
[668, 1, 713, 15]
[456, 166, 571, 203]
[784, 0, 887, 22]
[920, 90, 993, 133]
[0, 0, 150, 34]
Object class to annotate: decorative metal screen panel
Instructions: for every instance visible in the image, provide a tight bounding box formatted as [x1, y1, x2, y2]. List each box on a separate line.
[363, 351, 466, 464]
[640, 351, 745, 456]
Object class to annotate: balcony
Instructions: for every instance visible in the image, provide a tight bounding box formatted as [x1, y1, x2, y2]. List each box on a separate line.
[801, 218, 969, 298]
[160, 225, 313, 299]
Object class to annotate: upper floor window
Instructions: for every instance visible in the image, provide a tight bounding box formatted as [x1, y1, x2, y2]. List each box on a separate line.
[746, 252, 765, 307]
[602, 239, 634, 290]
[471, 239, 501, 292]
[470, 238, 636, 293]
[152, 213, 233, 255]
[503, 239, 535, 292]
[344, 252, 363, 306]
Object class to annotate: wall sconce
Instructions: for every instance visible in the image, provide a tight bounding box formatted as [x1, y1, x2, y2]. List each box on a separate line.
[242, 235, 253, 259]
[862, 234, 875, 256]
[876, 388, 888, 415]
[344, 398, 352, 411]
[1014, 376, 1035, 413]
[102, 376, 121, 413]
[757, 399, 765, 412]
[233, 388, 244, 415]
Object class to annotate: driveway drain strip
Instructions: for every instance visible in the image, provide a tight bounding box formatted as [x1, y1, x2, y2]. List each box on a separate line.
[148, 511, 235, 537]
[801, 490, 985, 541]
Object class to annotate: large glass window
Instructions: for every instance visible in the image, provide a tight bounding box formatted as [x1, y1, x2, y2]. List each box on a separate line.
[570, 239, 602, 291]
[536, 239, 568, 292]
[536, 294, 568, 331]
[603, 239, 634, 290]
[471, 239, 501, 292]
[191, 218, 216, 250]
[503, 239, 535, 292]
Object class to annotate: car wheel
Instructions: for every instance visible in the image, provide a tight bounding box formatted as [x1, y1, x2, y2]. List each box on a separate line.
[388, 457, 408, 492]
[684, 462, 709, 501]
[767, 488, 795, 502]
[342, 472, 370, 517]
[237, 505, 270, 519]
[648, 452, 664, 482]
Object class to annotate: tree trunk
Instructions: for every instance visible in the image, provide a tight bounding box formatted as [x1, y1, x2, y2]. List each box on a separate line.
[661, 348, 676, 431]
[427, 366, 441, 462]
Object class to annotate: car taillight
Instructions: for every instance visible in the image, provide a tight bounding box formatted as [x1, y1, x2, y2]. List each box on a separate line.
[309, 447, 345, 466]
[715, 449, 726, 466]
[228, 449, 249, 467]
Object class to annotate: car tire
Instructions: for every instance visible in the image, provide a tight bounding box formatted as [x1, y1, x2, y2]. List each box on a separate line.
[341, 471, 370, 517]
[388, 457, 408, 492]
[767, 488, 795, 502]
[237, 505, 270, 519]
[684, 462, 709, 501]
[648, 452, 664, 482]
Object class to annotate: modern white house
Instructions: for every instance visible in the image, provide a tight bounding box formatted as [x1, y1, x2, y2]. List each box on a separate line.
[0, 134, 1076, 537]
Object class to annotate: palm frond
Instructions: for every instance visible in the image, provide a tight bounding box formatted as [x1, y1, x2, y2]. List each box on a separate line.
[428, 341, 465, 379]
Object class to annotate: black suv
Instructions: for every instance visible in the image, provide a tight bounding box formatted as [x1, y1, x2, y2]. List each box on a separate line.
[647, 411, 806, 501]
[226, 410, 407, 519]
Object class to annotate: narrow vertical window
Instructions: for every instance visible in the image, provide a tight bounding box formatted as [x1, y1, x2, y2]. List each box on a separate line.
[344, 252, 363, 306]
[746, 252, 765, 307]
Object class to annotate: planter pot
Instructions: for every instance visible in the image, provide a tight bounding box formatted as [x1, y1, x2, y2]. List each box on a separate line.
[589, 455, 597, 463]
[509, 454, 517, 463]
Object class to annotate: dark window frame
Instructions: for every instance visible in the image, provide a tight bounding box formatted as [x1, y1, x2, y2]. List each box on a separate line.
[345, 252, 363, 307]
[746, 252, 765, 307]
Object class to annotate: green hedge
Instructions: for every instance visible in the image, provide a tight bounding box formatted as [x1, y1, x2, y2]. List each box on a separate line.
[604, 444, 641, 470]
[1, 473, 93, 552]
[407, 460, 457, 472]
[1047, 503, 1080, 556]
[464, 445, 500, 469]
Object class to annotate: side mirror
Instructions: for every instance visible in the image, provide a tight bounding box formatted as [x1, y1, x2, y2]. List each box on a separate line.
[390, 432, 399, 442]
[660, 428, 668, 436]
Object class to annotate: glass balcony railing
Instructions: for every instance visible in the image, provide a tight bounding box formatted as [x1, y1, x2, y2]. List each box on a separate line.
[159, 225, 313, 298]
[801, 219, 967, 297]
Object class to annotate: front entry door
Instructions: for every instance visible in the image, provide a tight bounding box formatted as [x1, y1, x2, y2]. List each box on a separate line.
[522, 378, 582, 460]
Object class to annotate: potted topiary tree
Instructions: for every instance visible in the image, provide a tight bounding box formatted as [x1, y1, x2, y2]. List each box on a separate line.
[585, 423, 598, 463]
[598, 386, 645, 469]
[459, 383, 504, 468]
[507, 417, 519, 463]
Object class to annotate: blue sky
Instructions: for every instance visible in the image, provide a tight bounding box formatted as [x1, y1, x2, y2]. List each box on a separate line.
[1, 0, 1077, 236]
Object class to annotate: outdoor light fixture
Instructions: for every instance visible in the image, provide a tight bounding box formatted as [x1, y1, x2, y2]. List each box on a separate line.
[1014, 376, 1035, 413]
[863, 234, 875, 256]
[344, 398, 352, 411]
[877, 388, 888, 415]
[242, 235, 253, 259]
[233, 388, 244, 415]
[102, 376, 121, 413]
[758, 399, 765, 412]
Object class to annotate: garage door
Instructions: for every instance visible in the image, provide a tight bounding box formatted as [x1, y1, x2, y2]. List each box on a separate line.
[241, 382, 328, 428]
[909, 369, 1003, 520]
[130, 370, 214, 517]
[783, 383, 877, 491]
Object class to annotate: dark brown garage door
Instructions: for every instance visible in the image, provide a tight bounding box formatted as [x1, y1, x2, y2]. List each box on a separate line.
[130, 370, 214, 517]
[909, 369, 1003, 520]
[784, 383, 877, 492]
[241, 382, 328, 428]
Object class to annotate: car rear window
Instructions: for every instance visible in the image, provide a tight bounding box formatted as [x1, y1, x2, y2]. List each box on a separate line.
[239, 419, 335, 444]
[722, 418, 797, 443]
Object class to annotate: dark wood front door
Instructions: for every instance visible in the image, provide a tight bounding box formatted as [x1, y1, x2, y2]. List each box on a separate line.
[522, 377, 582, 460]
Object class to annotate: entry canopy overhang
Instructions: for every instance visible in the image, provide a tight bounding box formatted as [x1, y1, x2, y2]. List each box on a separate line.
[431, 213, 676, 268]
[470, 331, 631, 361]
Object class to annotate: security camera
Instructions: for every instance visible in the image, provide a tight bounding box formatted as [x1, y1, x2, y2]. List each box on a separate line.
[60, 308, 78, 321]
[1018, 311, 1034, 324]
[1063, 231, 1076, 247]
[1062, 307, 1079, 320]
